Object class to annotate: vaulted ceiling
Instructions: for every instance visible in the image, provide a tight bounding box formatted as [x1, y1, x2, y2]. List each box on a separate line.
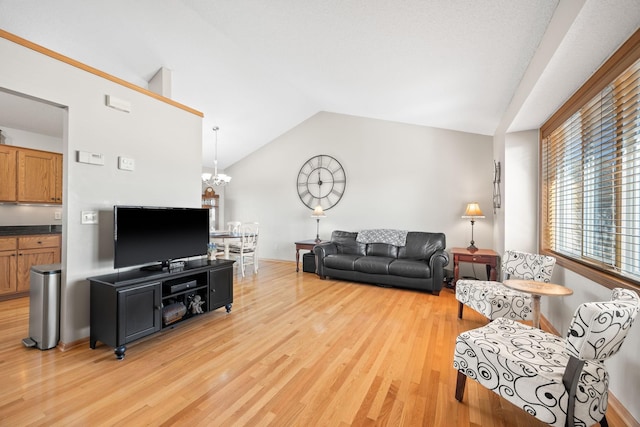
[0, 1, 638, 169]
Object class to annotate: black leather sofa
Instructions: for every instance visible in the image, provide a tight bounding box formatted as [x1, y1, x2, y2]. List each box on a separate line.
[314, 230, 449, 295]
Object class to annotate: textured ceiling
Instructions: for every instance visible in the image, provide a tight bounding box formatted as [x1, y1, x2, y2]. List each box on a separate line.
[0, 0, 638, 169]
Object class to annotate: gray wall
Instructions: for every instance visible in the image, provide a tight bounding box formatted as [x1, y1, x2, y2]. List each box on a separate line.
[225, 111, 495, 272]
[0, 36, 203, 344]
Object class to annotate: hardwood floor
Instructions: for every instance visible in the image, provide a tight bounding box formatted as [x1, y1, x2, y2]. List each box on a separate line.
[0, 260, 632, 426]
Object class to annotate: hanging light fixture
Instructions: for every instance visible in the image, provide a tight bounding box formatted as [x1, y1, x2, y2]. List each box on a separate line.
[202, 126, 232, 186]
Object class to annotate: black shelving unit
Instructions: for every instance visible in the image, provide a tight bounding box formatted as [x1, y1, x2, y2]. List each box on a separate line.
[88, 259, 234, 359]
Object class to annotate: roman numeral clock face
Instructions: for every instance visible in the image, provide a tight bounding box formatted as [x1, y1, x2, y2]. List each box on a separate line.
[297, 155, 346, 210]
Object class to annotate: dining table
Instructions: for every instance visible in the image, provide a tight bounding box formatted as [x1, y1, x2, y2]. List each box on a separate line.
[209, 230, 243, 259]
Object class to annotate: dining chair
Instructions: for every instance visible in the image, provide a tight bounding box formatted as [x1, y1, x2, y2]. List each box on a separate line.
[453, 288, 639, 427]
[227, 221, 242, 233]
[456, 250, 556, 322]
[209, 222, 239, 258]
[228, 222, 259, 277]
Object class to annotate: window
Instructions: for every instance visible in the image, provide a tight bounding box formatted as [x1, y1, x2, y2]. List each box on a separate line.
[541, 30, 640, 289]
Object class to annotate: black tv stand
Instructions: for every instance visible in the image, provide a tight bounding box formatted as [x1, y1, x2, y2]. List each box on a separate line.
[88, 258, 234, 359]
[140, 263, 166, 272]
[139, 259, 186, 272]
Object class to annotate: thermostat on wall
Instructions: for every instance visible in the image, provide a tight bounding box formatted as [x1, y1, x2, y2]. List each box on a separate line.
[77, 150, 104, 165]
[105, 95, 131, 113]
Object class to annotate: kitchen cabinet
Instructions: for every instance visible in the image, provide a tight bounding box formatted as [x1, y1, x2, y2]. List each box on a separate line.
[17, 148, 63, 204]
[0, 145, 17, 202]
[0, 146, 62, 204]
[0, 234, 61, 298]
[0, 238, 18, 295]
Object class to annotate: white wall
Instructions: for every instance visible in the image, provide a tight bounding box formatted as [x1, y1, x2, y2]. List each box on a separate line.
[492, 133, 506, 256]
[1, 36, 203, 344]
[0, 126, 63, 226]
[504, 129, 539, 253]
[0, 126, 62, 152]
[225, 112, 494, 276]
[502, 129, 640, 422]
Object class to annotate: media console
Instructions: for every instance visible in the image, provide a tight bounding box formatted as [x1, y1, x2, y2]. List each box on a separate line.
[88, 258, 234, 359]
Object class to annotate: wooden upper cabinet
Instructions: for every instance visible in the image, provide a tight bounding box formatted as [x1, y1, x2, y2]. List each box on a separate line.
[54, 153, 63, 203]
[0, 145, 17, 202]
[17, 148, 62, 204]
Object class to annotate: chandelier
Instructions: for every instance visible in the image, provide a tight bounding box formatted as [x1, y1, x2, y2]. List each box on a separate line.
[202, 126, 231, 186]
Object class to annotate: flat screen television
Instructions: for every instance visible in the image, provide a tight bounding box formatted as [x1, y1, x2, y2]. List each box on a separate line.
[114, 206, 209, 270]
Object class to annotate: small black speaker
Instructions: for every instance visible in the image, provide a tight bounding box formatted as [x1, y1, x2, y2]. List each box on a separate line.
[302, 252, 316, 273]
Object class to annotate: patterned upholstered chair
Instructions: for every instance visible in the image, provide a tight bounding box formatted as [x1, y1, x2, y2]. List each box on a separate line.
[456, 250, 556, 321]
[453, 288, 639, 427]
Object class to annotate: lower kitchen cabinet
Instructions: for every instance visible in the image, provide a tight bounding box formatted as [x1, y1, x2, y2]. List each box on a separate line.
[0, 234, 61, 299]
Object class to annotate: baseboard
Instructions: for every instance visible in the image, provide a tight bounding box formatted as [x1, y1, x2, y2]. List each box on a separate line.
[57, 337, 88, 352]
[260, 258, 292, 264]
[0, 291, 29, 302]
[539, 316, 560, 335]
[609, 394, 640, 427]
[540, 315, 640, 427]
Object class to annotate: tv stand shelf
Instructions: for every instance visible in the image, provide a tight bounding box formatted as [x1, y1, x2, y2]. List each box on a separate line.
[88, 259, 234, 359]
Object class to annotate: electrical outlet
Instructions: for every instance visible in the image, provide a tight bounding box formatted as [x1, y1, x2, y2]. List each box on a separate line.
[118, 156, 135, 171]
[54, 211, 62, 220]
[81, 211, 98, 224]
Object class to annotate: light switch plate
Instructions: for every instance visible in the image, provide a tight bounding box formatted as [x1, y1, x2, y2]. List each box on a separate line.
[81, 211, 98, 224]
[118, 156, 135, 171]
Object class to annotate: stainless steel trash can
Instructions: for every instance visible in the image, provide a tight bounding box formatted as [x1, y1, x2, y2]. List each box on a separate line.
[22, 263, 61, 350]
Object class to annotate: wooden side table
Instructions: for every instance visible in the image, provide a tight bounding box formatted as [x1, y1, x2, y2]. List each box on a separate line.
[503, 279, 573, 328]
[451, 247, 499, 288]
[294, 239, 325, 272]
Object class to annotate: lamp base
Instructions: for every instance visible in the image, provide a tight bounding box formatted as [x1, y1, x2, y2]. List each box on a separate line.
[315, 218, 321, 244]
[467, 242, 478, 253]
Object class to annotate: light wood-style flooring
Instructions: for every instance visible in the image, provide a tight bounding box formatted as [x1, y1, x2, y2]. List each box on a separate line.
[0, 260, 632, 426]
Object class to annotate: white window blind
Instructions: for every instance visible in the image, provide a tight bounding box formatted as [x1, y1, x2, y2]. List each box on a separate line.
[542, 58, 640, 282]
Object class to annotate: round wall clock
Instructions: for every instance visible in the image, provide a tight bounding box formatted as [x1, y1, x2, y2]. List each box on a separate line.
[297, 155, 346, 210]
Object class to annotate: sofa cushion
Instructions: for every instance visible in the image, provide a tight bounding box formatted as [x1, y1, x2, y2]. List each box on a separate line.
[388, 260, 431, 278]
[324, 254, 360, 270]
[354, 256, 393, 274]
[331, 230, 366, 255]
[366, 243, 398, 258]
[398, 232, 445, 260]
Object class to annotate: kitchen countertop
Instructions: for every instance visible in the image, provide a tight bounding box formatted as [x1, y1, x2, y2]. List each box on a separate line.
[0, 225, 62, 236]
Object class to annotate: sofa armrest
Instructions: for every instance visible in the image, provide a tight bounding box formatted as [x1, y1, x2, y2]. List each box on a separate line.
[314, 242, 337, 278]
[429, 249, 450, 291]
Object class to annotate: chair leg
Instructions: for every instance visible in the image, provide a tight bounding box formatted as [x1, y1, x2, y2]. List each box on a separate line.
[455, 371, 467, 401]
[562, 356, 586, 427]
[457, 301, 464, 319]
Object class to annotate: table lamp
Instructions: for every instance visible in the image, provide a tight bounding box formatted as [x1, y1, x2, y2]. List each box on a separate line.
[311, 205, 326, 243]
[462, 202, 485, 252]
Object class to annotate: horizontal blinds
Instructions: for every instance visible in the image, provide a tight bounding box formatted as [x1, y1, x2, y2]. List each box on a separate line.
[542, 58, 640, 281]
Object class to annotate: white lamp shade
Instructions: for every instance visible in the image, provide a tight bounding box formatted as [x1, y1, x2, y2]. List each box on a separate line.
[311, 205, 326, 217]
[462, 202, 485, 218]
